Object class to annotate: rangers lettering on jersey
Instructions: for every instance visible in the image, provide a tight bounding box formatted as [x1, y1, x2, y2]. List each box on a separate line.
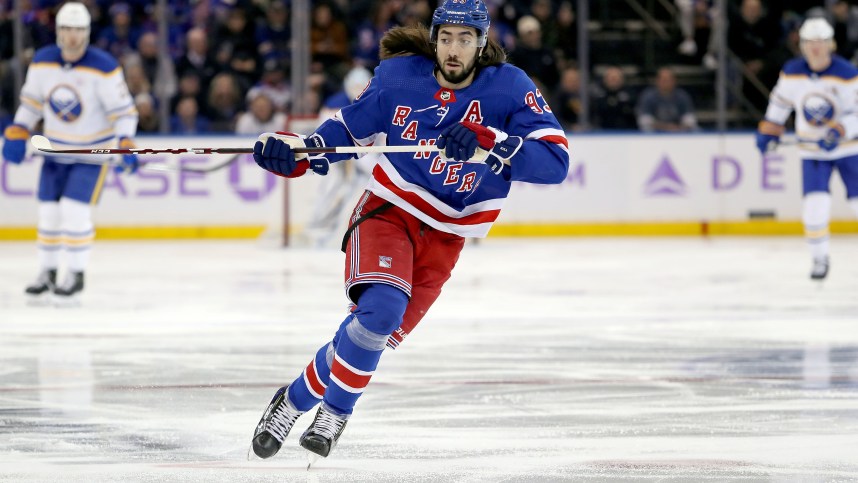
[311, 55, 569, 238]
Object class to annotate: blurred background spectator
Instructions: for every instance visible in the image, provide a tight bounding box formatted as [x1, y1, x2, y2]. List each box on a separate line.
[552, 66, 583, 132]
[509, 15, 559, 97]
[235, 90, 287, 135]
[591, 66, 637, 130]
[206, 72, 242, 133]
[636, 67, 698, 133]
[170, 96, 210, 134]
[135, 92, 161, 133]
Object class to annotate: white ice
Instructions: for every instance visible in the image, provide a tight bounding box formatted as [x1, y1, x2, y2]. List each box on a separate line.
[1, 237, 858, 482]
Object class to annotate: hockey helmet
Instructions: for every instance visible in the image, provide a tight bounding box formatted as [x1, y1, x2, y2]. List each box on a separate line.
[56, 2, 91, 52]
[344, 66, 372, 101]
[799, 17, 834, 41]
[56, 2, 91, 29]
[799, 17, 835, 60]
[430, 0, 490, 47]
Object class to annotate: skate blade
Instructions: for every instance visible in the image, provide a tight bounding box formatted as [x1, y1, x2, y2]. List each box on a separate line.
[52, 294, 82, 308]
[25, 294, 53, 307]
[306, 451, 320, 470]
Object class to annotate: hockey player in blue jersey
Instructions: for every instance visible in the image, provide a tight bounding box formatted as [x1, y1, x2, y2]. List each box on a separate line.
[249, 0, 569, 461]
[2, 2, 139, 299]
[756, 17, 858, 280]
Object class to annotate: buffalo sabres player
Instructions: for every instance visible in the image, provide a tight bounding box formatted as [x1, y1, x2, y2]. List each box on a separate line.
[756, 17, 858, 280]
[2, 2, 139, 299]
[249, 0, 569, 462]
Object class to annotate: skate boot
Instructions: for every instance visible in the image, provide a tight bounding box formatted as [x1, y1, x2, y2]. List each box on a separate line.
[54, 271, 84, 297]
[25, 269, 57, 296]
[299, 404, 348, 458]
[251, 386, 304, 459]
[810, 256, 829, 280]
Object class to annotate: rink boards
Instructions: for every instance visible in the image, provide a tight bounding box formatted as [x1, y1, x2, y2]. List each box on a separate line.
[1, 133, 857, 239]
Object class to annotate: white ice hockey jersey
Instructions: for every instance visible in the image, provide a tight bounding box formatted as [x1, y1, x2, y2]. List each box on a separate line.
[14, 45, 138, 160]
[764, 55, 858, 160]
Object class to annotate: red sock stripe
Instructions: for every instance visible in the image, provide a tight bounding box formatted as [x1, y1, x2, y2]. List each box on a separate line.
[304, 359, 327, 398]
[330, 354, 373, 392]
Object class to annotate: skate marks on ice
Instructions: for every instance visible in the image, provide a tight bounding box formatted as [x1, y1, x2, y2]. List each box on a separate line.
[0, 238, 857, 481]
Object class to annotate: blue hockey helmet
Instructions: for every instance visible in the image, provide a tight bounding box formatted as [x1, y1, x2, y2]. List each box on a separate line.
[430, 0, 490, 47]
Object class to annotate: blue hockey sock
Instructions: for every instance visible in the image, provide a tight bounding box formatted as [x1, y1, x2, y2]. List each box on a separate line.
[287, 342, 332, 412]
[324, 284, 408, 415]
[286, 312, 358, 412]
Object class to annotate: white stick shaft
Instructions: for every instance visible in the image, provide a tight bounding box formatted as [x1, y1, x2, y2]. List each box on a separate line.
[30, 134, 441, 155]
[332, 144, 440, 154]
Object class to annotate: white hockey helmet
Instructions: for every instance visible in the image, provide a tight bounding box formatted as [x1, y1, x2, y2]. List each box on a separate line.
[56, 2, 91, 52]
[56, 2, 91, 29]
[799, 17, 834, 41]
[344, 66, 372, 101]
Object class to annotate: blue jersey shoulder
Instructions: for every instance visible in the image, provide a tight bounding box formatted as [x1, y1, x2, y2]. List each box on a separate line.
[32, 46, 119, 72]
[374, 55, 436, 90]
[474, 63, 535, 94]
[78, 47, 120, 73]
[32, 46, 64, 64]
[782, 55, 858, 79]
[826, 56, 858, 79]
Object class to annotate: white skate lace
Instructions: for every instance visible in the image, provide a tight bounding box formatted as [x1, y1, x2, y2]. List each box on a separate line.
[32, 271, 54, 287]
[267, 403, 301, 442]
[314, 409, 346, 439]
[56, 275, 75, 291]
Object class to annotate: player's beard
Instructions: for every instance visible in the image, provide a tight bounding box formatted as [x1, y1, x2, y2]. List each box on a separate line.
[436, 54, 478, 85]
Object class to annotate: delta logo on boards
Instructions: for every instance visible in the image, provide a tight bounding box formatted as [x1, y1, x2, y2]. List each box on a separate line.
[643, 156, 686, 196]
[641, 151, 787, 197]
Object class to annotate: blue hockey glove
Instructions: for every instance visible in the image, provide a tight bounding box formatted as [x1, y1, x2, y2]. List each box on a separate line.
[253, 132, 328, 178]
[114, 137, 140, 174]
[755, 120, 783, 154]
[437, 122, 480, 162]
[2, 124, 29, 164]
[755, 132, 779, 154]
[818, 125, 844, 152]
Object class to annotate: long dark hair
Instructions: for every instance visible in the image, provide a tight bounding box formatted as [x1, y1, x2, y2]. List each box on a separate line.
[380, 25, 506, 67]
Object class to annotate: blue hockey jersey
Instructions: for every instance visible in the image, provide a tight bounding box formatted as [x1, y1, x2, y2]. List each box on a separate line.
[313, 55, 569, 237]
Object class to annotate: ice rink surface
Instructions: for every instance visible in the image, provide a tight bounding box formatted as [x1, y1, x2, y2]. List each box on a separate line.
[1, 236, 857, 482]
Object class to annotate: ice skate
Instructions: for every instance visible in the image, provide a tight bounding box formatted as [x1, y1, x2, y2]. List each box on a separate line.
[250, 386, 303, 459]
[52, 271, 84, 305]
[25, 269, 56, 297]
[299, 404, 348, 461]
[810, 256, 829, 280]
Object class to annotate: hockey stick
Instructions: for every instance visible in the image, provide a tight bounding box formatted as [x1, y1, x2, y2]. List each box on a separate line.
[30, 135, 441, 156]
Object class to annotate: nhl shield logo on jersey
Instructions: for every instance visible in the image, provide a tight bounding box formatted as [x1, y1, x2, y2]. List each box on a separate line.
[48, 85, 83, 122]
[434, 88, 457, 107]
[802, 93, 835, 127]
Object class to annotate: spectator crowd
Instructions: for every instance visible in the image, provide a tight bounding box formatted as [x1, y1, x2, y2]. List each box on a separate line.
[0, 0, 855, 134]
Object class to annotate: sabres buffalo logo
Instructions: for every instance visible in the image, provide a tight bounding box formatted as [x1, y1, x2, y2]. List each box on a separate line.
[801, 93, 835, 127]
[48, 85, 83, 123]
